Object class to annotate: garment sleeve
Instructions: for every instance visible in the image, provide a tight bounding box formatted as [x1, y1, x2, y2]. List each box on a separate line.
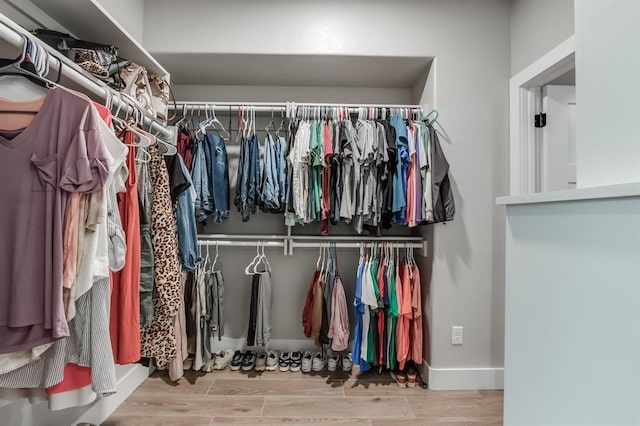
[59, 128, 110, 193]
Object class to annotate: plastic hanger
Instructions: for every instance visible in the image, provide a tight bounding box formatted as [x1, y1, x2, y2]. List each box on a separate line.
[316, 243, 324, 271]
[244, 242, 261, 275]
[211, 241, 221, 272]
[253, 241, 271, 274]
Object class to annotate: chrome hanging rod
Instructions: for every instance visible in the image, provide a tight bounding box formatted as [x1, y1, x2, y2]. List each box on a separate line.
[171, 101, 423, 114]
[0, 13, 175, 144]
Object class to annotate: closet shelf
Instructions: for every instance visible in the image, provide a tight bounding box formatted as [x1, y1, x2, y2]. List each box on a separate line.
[28, 0, 169, 79]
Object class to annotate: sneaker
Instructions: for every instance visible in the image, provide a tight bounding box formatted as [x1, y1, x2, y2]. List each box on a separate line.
[241, 351, 257, 371]
[202, 358, 216, 372]
[213, 349, 234, 370]
[341, 354, 353, 372]
[406, 366, 418, 388]
[255, 352, 267, 372]
[312, 352, 327, 372]
[290, 351, 302, 372]
[279, 351, 291, 372]
[327, 354, 340, 372]
[230, 350, 244, 371]
[301, 351, 313, 373]
[265, 351, 279, 371]
[183, 356, 193, 371]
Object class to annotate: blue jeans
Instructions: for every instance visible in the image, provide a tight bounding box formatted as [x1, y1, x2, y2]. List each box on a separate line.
[205, 132, 230, 223]
[191, 137, 212, 222]
[261, 134, 279, 212]
[235, 136, 252, 221]
[176, 155, 201, 270]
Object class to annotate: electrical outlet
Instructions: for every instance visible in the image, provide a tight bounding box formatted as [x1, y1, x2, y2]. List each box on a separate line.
[452, 326, 463, 345]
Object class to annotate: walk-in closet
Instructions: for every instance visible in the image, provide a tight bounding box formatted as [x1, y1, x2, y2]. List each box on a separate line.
[2, 0, 639, 425]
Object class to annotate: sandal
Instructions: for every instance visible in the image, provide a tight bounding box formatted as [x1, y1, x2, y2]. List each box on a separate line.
[406, 367, 417, 388]
[230, 350, 244, 371]
[279, 351, 291, 372]
[395, 371, 407, 388]
[241, 351, 257, 371]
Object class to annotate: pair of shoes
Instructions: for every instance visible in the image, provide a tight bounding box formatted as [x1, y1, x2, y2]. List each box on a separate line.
[406, 366, 418, 388]
[301, 351, 313, 373]
[312, 352, 327, 372]
[390, 370, 407, 387]
[265, 350, 278, 371]
[202, 358, 216, 372]
[183, 356, 194, 371]
[342, 354, 353, 372]
[327, 354, 340, 372]
[241, 351, 257, 371]
[213, 350, 234, 370]
[290, 351, 302, 372]
[279, 352, 291, 371]
[230, 350, 244, 371]
[255, 352, 268, 372]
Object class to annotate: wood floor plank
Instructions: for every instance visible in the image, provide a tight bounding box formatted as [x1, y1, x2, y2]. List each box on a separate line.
[103, 414, 213, 425]
[371, 419, 501, 426]
[208, 379, 344, 397]
[138, 369, 216, 395]
[405, 390, 503, 423]
[209, 368, 302, 380]
[343, 380, 425, 396]
[112, 392, 264, 417]
[212, 417, 372, 425]
[262, 396, 414, 419]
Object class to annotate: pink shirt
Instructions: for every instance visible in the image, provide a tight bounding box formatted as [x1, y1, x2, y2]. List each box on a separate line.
[0, 87, 109, 353]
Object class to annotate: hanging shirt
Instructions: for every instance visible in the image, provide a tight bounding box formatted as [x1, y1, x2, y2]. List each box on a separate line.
[0, 87, 109, 353]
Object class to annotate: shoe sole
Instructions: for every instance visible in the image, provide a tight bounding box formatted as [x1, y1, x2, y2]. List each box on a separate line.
[241, 365, 254, 371]
[255, 365, 266, 372]
[290, 365, 301, 372]
[312, 366, 327, 372]
[230, 364, 241, 371]
[279, 366, 290, 372]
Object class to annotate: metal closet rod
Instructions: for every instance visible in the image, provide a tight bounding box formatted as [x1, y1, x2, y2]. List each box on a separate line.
[0, 15, 174, 143]
[172, 101, 423, 113]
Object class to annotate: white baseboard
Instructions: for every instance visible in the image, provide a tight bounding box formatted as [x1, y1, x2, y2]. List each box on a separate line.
[73, 364, 150, 426]
[419, 361, 504, 390]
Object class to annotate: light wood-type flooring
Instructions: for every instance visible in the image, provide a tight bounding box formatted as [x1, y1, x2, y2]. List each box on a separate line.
[105, 366, 503, 425]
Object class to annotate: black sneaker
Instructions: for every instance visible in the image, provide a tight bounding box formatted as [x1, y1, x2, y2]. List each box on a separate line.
[230, 350, 244, 371]
[279, 351, 291, 372]
[241, 351, 257, 371]
[290, 351, 303, 372]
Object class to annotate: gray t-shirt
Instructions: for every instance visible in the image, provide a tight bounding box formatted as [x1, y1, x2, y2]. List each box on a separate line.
[0, 87, 109, 353]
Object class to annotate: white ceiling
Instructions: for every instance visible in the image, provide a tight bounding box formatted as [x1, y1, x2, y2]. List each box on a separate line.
[152, 53, 433, 88]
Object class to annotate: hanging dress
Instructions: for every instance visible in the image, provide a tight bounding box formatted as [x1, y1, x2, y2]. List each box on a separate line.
[140, 146, 182, 367]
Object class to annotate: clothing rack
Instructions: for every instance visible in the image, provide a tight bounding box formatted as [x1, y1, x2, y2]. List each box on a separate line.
[0, 13, 175, 144]
[171, 101, 424, 117]
[197, 234, 428, 257]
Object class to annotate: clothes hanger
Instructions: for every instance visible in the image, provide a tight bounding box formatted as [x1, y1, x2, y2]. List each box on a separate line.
[244, 242, 261, 275]
[424, 109, 439, 125]
[253, 241, 271, 274]
[211, 240, 221, 272]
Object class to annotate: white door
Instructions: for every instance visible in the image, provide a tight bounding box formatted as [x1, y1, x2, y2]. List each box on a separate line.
[540, 85, 576, 191]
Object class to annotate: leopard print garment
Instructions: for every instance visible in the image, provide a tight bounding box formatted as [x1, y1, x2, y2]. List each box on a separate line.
[140, 146, 182, 367]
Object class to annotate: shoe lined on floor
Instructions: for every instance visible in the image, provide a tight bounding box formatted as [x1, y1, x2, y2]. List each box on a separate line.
[301, 351, 313, 373]
[279, 351, 291, 372]
[183, 356, 194, 370]
[312, 352, 327, 372]
[265, 351, 279, 371]
[327, 354, 340, 372]
[202, 357, 216, 372]
[213, 349, 234, 370]
[290, 351, 302, 372]
[241, 351, 257, 371]
[255, 352, 267, 372]
[406, 366, 417, 388]
[230, 350, 244, 371]
[341, 354, 353, 372]
[392, 370, 407, 388]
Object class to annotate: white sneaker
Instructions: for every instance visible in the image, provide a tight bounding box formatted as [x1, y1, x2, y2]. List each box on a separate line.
[342, 354, 353, 372]
[312, 352, 327, 372]
[265, 351, 279, 371]
[255, 352, 267, 372]
[213, 349, 234, 370]
[301, 351, 313, 373]
[327, 354, 340, 372]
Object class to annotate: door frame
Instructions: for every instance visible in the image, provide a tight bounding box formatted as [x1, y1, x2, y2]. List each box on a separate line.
[509, 36, 576, 195]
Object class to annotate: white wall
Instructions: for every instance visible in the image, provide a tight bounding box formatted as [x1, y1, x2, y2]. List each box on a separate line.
[575, 0, 640, 188]
[503, 196, 640, 425]
[144, 0, 511, 387]
[95, 0, 144, 43]
[510, 0, 574, 76]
